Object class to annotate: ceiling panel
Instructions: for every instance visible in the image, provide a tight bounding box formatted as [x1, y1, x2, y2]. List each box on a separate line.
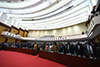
[0, 0, 97, 30]
[0, 0, 23, 2]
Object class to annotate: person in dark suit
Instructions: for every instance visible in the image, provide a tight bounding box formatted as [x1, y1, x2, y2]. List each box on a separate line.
[37, 44, 41, 53]
[65, 42, 71, 54]
[23, 43, 26, 48]
[69, 43, 74, 54]
[15, 43, 19, 48]
[0, 42, 5, 50]
[93, 43, 100, 59]
[28, 43, 31, 49]
[20, 43, 23, 48]
[25, 42, 28, 49]
[30, 43, 34, 49]
[74, 43, 84, 57]
[42, 44, 45, 51]
[83, 42, 94, 58]
[59, 43, 65, 53]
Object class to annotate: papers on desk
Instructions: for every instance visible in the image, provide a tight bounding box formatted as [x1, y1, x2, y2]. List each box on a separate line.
[78, 55, 81, 57]
[66, 53, 71, 55]
[59, 52, 64, 54]
[23, 47, 25, 49]
[71, 54, 75, 56]
[50, 51, 54, 53]
[82, 56, 86, 58]
[90, 57, 93, 59]
[26, 47, 28, 49]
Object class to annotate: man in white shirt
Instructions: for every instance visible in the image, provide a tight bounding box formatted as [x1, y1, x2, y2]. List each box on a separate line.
[49, 43, 54, 52]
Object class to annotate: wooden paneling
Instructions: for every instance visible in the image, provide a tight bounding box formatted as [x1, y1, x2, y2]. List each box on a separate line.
[24, 31, 28, 37]
[0, 25, 7, 43]
[10, 28, 18, 34]
[7, 38, 15, 43]
[0, 36, 6, 43]
[19, 30, 24, 36]
[17, 40, 21, 43]
[0, 25, 6, 34]
[39, 51, 100, 67]
[4, 47, 35, 55]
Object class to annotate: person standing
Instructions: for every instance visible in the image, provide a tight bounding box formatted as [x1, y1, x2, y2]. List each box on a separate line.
[74, 43, 84, 57]
[45, 44, 49, 51]
[65, 42, 71, 54]
[49, 43, 54, 52]
[59, 43, 65, 54]
[93, 43, 100, 59]
[54, 43, 59, 53]
[84, 42, 94, 58]
[34, 44, 37, 53]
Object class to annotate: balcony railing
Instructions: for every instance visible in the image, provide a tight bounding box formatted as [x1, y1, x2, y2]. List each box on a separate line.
[1, 31, 87, 41]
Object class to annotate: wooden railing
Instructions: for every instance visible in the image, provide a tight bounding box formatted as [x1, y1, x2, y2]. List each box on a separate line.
[39, 51, 100, 67]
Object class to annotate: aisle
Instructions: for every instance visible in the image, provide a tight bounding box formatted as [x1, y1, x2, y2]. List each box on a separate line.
[0, 50, 68, 67]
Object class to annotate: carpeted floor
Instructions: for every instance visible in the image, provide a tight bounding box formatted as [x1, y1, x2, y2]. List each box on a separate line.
[0, 50, 68, 67]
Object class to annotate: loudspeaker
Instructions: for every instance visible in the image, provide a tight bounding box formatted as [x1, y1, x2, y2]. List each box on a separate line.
[82, 32, 84, 35]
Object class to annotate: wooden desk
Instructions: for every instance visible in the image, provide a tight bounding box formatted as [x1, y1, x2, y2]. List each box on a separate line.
[4, 47, 35, 55]
[39, 51, 100, 67]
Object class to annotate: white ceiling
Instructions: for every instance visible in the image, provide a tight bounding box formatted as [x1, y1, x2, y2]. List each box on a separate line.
[0, 0, 98, 30]
[0, 0, 23, 2]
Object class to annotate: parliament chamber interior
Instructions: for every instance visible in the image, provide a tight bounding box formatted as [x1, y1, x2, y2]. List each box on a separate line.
[0, 0, 100, 67]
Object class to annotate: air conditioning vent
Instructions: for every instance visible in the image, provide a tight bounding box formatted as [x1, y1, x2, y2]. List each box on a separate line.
[22, 19, 34, 21]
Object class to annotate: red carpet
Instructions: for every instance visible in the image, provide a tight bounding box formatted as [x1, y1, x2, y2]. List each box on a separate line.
[0, 50, 68, 67]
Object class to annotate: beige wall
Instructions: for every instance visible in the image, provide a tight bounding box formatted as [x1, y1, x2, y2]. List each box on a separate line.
[28, 22, 87, 37]
[0, 13, 8, 23]
[0, 25, 7, 43]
